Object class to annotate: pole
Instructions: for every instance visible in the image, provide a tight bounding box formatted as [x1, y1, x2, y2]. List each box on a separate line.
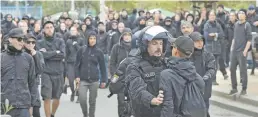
[25, 0, 27, 14]
[100, 0, 106, 24]
[256, 0, 258, 7]
[71, 0, 75, 11]
[16, 0, 19, 18]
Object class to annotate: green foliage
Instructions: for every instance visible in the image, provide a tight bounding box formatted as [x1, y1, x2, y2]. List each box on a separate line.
[35, 1, 257, 16]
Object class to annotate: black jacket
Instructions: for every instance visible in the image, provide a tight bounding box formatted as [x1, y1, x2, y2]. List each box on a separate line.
[75, 33, 107, 83]
[225, 20, 237, 48]
[97, 31, 109, 54]
[203, 21, 225, 55]
[125, 54, 166, 117]
[37, 35, 66, 75]
[120, 16, 132, 29]
[109, 31, 131, 76]
[1, 46, 37, 108]
[247, 13, 258, 32]
[25, 49, 45, 107]
[108, 31, 121, 55]
[190, 49, 216, 99]
[1, 14, 17, 36]
[66, 35, 84, 63]
[159, 57, 205, 117]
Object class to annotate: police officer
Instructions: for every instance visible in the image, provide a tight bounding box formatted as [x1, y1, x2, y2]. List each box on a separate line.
[189, 32, 216, 117]
[1, 28, 37, 117]
[125, 26, 171, 117]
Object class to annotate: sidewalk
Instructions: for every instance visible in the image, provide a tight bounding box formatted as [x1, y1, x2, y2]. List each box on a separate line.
[214, 68, 258, 97]
[211, 68, 258, 117]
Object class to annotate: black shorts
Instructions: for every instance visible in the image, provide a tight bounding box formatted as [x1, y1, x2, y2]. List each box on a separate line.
[41, 73, 64, 100]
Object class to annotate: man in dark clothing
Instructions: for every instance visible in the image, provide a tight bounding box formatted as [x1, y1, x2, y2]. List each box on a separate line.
[132, 9, 145, 29]
[31, 21, 43, 40]
[1, 14, 16, 35]
[109, 28, 132, 117]
[24, 33, 45, 117]
[159, 36, 205, 117]
[84, 17, 97, 40]
[75, 32, 107, 117]
[97, 22, 109, 87]
[65, 26, 84, 102]
[204, 10, 228, 85]
[129, 9, 137, 27]
[106, 12, 115, 31]
[247, 4, 258, 32]
[132, 16, 146, 34]
[107, 20, 119, 55]
[125, 26, 170, 117]
[37, 21, 66, 117]
[216, 4, 228, 31]
[229, 9, 252, 95]
[97, 22, 109, 55]
[225, 11, 238, 66]
[189, 32, 216, 117]
[1, 28, 37, 117]
[163, 17, 177, 38]
[180, 21, 193, 36]
[108, 22, 125, 54]
[120, 9, 131, 29]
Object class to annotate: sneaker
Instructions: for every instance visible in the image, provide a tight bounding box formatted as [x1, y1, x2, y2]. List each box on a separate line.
[70, 95, 75, 102]
[223, 74, 229, 80]
[240, 90, 247, 95]
[212, 81, 219, 85]
[229, 89, 238, 95]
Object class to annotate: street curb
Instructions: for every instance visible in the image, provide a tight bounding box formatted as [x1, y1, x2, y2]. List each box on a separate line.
[210, 99, 258, 117]
[212, 89, 258, 107]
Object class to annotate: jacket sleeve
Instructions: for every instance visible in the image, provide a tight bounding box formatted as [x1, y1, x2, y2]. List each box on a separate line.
[98, 50, 108, 83]
[47, 39, 66, 61]
[28, 56, 37, 107]
[160, 70, 174, 117]
[65, 41, 71, 61]
[108, 34, 115, 55]
[203, 23, 210, 41]
[109, 45, 118, 76]
[246, 23, 252, 41]
[216, 23, 225, 40]
[126, 64, 155, 108]
[33, 51, 45, 75]
[203, 52, 216, 80]
[75, 47, 83, 78]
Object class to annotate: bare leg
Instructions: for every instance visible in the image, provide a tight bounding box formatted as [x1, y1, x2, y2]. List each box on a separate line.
[44, 99, 51, 117]
[51, 99, 60, 115]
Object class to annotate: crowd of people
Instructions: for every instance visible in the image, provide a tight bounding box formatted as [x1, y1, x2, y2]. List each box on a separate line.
[1, 3, 258, 117]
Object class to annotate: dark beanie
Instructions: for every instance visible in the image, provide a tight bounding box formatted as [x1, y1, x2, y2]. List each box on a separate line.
[239, 8, 247, 16]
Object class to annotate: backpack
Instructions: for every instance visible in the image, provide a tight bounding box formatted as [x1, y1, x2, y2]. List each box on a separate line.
[180, 77, 207, 117]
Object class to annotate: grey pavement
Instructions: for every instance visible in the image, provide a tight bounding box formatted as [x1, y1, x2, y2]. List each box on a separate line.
[38, 88, 251, 117]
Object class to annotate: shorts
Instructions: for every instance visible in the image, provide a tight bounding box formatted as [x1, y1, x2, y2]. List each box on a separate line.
[41, 73, 64, 100]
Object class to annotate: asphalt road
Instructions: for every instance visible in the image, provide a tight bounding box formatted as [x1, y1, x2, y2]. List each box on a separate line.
[38, 88, 251, 117]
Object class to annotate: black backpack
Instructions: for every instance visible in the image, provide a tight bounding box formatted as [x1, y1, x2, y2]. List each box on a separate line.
[180, 76, 207, 117]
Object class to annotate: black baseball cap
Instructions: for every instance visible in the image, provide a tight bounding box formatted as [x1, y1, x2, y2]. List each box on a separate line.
[8, 28, 25, 38]
[173, 36, 194, 56]
[189, 32, 203, 41]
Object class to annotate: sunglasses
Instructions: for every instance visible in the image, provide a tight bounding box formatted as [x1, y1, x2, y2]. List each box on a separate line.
[12, 37, 25, 42]
[26, 41, 36, 44]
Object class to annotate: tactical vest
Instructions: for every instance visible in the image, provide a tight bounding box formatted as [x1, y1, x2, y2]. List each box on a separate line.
[136, 59, 165, 97]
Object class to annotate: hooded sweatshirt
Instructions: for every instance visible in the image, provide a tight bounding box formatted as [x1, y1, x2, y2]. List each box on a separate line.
[109, 28, 132, 76]
[160, 57, 205, 117]
[66, 35, 84, 63]
[75, 32, 107, 83]
[163, 17, 177, 38]
[132, 16, 146, 34]
[97, 30, 109, 54]
[1, 14, 17, 35]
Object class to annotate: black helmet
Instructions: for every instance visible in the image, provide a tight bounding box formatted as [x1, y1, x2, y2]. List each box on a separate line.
[137, 26, 174, 54]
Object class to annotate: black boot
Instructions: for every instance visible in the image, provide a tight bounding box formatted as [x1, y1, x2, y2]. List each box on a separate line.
[70, 94, 75, 102]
